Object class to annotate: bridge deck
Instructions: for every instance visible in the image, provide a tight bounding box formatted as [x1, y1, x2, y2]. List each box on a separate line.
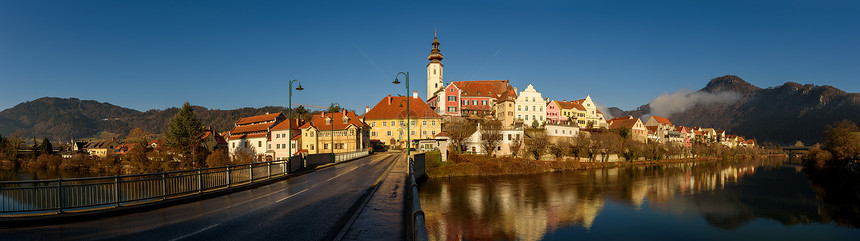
[338, 153, 408, 241]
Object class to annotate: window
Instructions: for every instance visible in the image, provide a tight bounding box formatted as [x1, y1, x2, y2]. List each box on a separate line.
[432, 120, 436, 126]
[431, 131, 436, 135]
[481, 100, 487, 105]
[422, 131, 427, 136]
[516, 134, 520, 139]
[525, 115, 529, 120]
[311, 144, 314, 150]
[532, 106, 535, 111]
[324, 143, 328, 150]
[508, 134, 512, 140]
[382, 121, 387, 127]
[518, 105, 521, 111]
[310, 132, 314, 137]
[448, 96, 457, 101]
[462, 100, 467, 105]
[232, 143, 235, 148]
[411, 121, 415, 126]
[258, 141, 262, 147]
[422, 120, 427, 126]
[400, 120, 405, 126]
[448, 107, 457, 112]
[326, 118, 331, 125]
[450, 88, 454, 92]
[386, 131, 392, 136]
[371, 122, 376, 127]
[391, 121, 395, 126]
[540, 106, 543, 111]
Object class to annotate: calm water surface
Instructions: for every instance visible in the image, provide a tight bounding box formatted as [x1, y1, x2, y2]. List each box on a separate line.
[419, 158, 860, 241]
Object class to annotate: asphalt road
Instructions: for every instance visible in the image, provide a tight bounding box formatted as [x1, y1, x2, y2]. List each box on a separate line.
[0, 153, 400, 241]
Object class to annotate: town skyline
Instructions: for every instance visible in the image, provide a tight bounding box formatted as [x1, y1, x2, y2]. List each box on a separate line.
[2, 1, 858, 113]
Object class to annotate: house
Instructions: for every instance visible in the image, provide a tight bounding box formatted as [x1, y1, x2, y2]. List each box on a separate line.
[550, 96, 608, 129]
[607, 116, 647, 142]
[84, 138, 118, 157]
[300, 110, 370, 155]
[675, 126, 694, 148]
[491, 86, 518, 128]
[463, 123, 524, 156]
[113, 143, 140, 155]
[364, 92, 442, 149]
[200, 126, 228, 152]
[227, 112, 286, 161]
[515, 83, 547, 127]
[644, 116, 679, 143]
[269, 119, 304, 161]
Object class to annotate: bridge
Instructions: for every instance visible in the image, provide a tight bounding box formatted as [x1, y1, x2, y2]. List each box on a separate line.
[783, 146, 812, 156]
[0, 151, 428, 241]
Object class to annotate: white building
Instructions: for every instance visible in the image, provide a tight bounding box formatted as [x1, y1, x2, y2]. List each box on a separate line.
[515, 83, 547, 127]
[463, 123, 524, 157]
[545, 124, 579, 139]
[227, 112, 286, 161]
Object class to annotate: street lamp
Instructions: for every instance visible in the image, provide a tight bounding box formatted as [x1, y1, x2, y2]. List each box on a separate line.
[393, 72, 410, 158]
[330, 103, 339, 163]
[288, 79, 303, 166]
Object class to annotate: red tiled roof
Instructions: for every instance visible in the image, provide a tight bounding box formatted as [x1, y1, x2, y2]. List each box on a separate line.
[300, 111, 369, 130]
[236, 112, 284, 125]
[202, 129, 227, 144]
[452, 80, 510, 99]
[556, 100, 586, 111]
[646, 126, 659, 134]
[651, 116, 673, 125]
[229, 123, 271, 135]
[230, 133, 267, 139]
[364, 95, 441, 119]
[271, 119, 303, 131]
[609, 118, 641, 130]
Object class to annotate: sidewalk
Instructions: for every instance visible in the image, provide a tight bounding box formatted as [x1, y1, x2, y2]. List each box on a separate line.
[340, 154, 408, 241]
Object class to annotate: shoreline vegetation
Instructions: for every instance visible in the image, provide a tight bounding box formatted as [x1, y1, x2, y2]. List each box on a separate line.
[425, 151, 787, 178]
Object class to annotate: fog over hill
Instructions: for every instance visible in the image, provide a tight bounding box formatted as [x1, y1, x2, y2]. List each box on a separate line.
[610, 75, 860, 145]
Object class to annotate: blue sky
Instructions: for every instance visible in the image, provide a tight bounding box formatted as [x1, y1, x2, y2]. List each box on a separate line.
[1, 0, 858, 113]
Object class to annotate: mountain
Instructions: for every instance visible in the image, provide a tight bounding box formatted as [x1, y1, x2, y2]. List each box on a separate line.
[612, 75, 860, 145]
[0, 97, 290, 142]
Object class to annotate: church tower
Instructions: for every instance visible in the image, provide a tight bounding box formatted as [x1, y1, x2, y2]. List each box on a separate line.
[426, 33, 444, 100]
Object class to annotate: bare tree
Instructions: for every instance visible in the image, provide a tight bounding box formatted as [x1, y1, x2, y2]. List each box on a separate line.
[480, 120, 503, 156]
[445, 120, 476, 154]
[526, 130, 549, 160]
[509, 137, 523, 158]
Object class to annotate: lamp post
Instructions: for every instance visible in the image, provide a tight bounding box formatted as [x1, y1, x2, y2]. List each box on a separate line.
[393, 72, 410, 158]
[288, 80, 303, 165]
[330, 103, 339, 163]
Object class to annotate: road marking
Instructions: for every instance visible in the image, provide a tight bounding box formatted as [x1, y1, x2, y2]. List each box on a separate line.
[169, 223, 220, 241]
[326, 166, 360, 182]
[276, 188, 309, 203]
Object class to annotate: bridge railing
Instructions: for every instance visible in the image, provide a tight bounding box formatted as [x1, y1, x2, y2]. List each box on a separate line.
[0, 150, 369, 216]
[407, 154, 429, 241]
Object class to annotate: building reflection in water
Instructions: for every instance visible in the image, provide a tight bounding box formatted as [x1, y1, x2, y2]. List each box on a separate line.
[418, 157, 853, 241]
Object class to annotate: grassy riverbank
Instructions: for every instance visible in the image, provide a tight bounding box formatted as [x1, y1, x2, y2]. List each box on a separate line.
[426, 152, 786, 178]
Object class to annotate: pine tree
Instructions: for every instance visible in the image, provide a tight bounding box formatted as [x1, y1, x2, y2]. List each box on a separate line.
[165, 102, 205, 167]
[40, 137, 53, 155]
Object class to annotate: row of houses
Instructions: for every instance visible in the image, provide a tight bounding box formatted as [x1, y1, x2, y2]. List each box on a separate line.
[606, 115, 756, 148]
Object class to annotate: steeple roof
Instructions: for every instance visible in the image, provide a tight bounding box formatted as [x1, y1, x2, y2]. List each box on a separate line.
[428, 35, 443, 62]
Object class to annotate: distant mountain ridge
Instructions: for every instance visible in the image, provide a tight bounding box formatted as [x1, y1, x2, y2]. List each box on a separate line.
[0, 97, 288, 142]
[612, 75, 860, 145]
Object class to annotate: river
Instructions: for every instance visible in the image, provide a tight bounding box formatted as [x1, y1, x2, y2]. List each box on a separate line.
[418, 158, 860, 241]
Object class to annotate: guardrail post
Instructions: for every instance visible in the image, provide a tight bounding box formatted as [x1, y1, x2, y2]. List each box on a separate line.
[197, 170, 203, 194]
[161, 173, 167, 200]
[114, 175, 121, 208]
[227, 166, 231, 187]
[267, 161, 272, 179]
[57, 178, 63, 214]
[249, 163, 253, 183]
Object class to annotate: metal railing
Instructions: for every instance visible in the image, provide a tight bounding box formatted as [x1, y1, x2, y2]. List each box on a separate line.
[407, 155, 428, 241]
[0, 151, 370, 216]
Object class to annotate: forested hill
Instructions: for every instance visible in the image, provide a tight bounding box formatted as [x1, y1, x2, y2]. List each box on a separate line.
[610, 75, 860, 145]
[0, 97, 289, 142]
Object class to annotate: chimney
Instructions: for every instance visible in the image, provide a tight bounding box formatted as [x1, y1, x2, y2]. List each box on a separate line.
[265, 112, 269, 115]
[321, 111, 326, 117]
[413, 91, 418, 99]
[388, 95, 392, 105]
[514, 87, 518, 94]
[342, 109, 347, 116]
[365, 106, 370, 114]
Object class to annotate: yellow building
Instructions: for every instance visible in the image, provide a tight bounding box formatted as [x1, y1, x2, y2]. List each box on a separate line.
[300, 110, 370, 154]
[363, 93, 442, 148]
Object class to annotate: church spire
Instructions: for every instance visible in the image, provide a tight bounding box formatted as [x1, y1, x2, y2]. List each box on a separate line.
[428, 34, 443, 62]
